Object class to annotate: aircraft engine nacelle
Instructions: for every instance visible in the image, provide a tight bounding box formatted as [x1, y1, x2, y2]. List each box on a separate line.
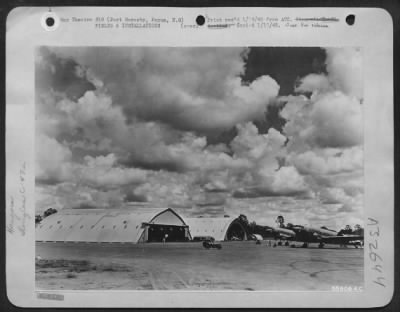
[274, 227, 296, 238]
[305, 226, 337, 237]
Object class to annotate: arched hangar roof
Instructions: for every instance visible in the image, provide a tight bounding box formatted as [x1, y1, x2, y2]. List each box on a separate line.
[36, 208, 187, 243]
[184, 216, 245, 241]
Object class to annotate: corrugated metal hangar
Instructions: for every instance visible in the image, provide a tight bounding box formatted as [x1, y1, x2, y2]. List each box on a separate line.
[36, 208, 190, 243]
[36, 208, 248, 243]
[185, 217, 247, 241]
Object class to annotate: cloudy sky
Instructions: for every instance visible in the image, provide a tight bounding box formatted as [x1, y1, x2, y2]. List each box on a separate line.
[35, 46, 363, 229]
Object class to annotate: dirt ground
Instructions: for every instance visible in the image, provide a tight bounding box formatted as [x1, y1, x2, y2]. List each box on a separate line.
[36, 241, 363, 291]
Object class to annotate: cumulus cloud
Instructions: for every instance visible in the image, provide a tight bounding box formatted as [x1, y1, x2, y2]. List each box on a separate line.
[276, 47, 364, 226]
[204, 180, 229, 193]
[228, 123, 309, 198]
[37, 82, 250, 174]
[130, 177, 191, 208]
[319, 187, 350, 205]
[36, 182, 127, 212]
[232, 166, 309, 198]
[325, 47, 363, 100]
[281, 92, 362, 149]
[310, 92, 362, 147]
[34, 46, 364, 228]
[268, 166, 308, 195]
[231, 123, 287, 160]
[36, 134, 73, 184]
[36, 47, 96, 100]
[289, 146, 363, 176]
[36, 147, 147, 190]
[50, 47, 280, 134]
[290, 47, 363, 150]
[318, 187, 363, 215]
[295, 47, 363, 100]
[80, 154, 147, 189]
[295, 73, 330, 94]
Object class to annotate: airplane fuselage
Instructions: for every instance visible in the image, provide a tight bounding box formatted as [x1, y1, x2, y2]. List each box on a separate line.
[269, 222, 363, 248]
[293, 226, 338, 243]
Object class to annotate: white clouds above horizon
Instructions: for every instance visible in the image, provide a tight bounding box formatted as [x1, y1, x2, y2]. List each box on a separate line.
[281, 92, 362, 149]
[51, 47, 280, 134]
[35, 46, 364, 229]
[295, 47, 363, 100]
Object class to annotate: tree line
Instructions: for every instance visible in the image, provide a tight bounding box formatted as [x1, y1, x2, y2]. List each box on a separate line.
[35, 207, 58, 224]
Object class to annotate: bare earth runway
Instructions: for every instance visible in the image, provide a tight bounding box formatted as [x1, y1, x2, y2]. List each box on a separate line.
[36, 241, 363, 291]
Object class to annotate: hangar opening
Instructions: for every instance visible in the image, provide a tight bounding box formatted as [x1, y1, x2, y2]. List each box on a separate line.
[184, 216, 248, 241]
[140, 209, 190, 242]
[146, 225, 187, 242]
[225, 220, 247, 241]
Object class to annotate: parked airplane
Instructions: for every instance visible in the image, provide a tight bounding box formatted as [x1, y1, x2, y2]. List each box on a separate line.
[265, 216, 364, 248]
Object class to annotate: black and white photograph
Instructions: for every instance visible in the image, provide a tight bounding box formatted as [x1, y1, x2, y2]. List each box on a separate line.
[5, 6, 393, 308]
[34, 46, 365, 291]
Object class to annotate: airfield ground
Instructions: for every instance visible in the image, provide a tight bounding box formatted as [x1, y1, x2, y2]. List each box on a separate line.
[36, 241, 363, 291]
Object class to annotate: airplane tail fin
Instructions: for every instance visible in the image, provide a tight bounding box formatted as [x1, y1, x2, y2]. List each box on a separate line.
[276, 215, 285, 228]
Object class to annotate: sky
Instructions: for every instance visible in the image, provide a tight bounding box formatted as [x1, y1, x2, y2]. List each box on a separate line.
[35, 46, 364, 229]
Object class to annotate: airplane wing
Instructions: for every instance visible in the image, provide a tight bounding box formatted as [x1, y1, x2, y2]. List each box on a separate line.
[263, 227, 295, 239]
[321, 235, 364, 244]
[279, 233, 295, 238]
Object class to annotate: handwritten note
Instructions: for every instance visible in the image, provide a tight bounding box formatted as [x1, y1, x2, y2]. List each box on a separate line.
[7, 162, 31, 236]
[367, 217, 385, 288]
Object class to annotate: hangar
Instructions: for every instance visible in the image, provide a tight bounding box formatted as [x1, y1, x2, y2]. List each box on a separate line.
[184, 216, 247, 241]
[36, 208, 191, 243]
